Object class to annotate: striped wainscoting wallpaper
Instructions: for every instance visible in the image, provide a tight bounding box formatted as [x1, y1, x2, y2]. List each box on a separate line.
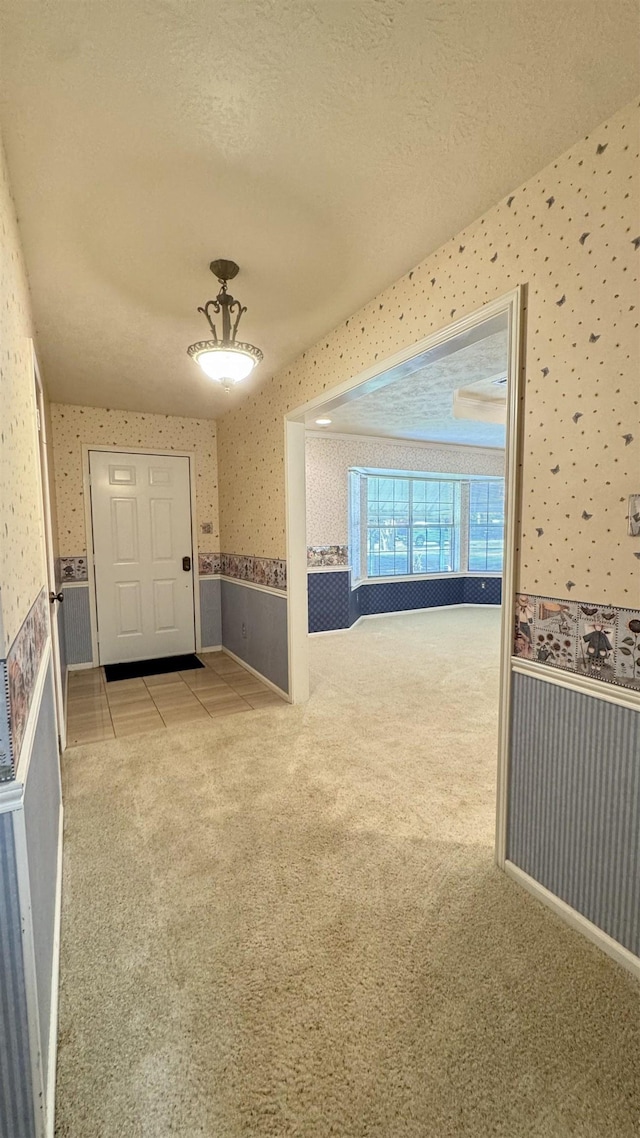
[508, 672, 640, 957]
[0, 811, 35, 1138]
[61, 585, 93, 666]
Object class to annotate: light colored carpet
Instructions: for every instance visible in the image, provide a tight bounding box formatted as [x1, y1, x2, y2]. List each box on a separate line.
[56, 610, 640, 1137]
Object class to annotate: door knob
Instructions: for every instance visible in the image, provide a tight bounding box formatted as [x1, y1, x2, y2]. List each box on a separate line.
[49, 591, 64, 604]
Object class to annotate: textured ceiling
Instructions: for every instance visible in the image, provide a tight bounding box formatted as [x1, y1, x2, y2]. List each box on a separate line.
[0, 0, 638, 419]
[309, 328, 508, 448]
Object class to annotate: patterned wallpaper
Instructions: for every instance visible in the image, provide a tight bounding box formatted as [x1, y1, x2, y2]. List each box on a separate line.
[50, 404, 219, 556]
[0, 137, 47, 654]
[306, 434, 504, 546]
[218, 98, 640, 607]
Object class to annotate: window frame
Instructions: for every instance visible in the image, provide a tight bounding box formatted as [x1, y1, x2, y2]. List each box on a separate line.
[349, 470, 504, 584]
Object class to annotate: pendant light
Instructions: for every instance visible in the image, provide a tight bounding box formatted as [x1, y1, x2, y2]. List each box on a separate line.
[187, 259, 263, 390]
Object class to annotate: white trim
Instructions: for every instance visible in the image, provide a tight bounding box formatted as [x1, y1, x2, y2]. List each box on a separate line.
[13, 807, 47, 1137]
[46, 803, 63, 1138]
[197, 644, 222, 654]
[504, 861, 640, 981]
[285, 419, 309, 702]
[494, 287, 523, 870]
[512, 659, 640, 711]
[221, 646, 291, 702]
[15, 640, 52, 786]
[31, 345, 65, 752]
[60, 579, 90, 589]
[198, 572, 221, 581]
[304, 430, 505, 456]
[356, 571, 502, 586]
[220, 574, 287, 598]
[83, 446, 200, 666]
[308, 626, 355, 637]
[66, 661, 97, 672]
[307, 565, 351, 574]
[0, 780, 25, 815]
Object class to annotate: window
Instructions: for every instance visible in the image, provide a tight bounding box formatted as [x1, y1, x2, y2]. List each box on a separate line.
[349, 470, 504, 581]
[468, 480, 505, 572]
[365, 475, 460, 577]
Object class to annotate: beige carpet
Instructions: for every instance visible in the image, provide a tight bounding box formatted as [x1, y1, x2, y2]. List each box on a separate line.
[56, 610, 640, 1137]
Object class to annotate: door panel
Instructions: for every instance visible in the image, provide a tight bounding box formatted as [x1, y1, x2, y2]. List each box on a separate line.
[90, 451, 195, 664]
[111, 497, 139, 562]
[153, 579, 178, 632]
[150, 498, 173, 561]
[115, 581, 143, 637]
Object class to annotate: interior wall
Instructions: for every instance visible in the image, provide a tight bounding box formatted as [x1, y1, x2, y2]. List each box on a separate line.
[219, 98, 639, 611]
[0, 137, 46, 654]
[306, 433, 504, 547]
[49, 404, 219, 560]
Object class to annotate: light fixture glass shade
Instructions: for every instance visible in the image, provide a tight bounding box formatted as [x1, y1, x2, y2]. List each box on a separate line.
[187, 341, 263, 385]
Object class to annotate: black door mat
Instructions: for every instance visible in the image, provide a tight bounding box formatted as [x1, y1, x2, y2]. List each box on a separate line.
[104, 654, 205, 683]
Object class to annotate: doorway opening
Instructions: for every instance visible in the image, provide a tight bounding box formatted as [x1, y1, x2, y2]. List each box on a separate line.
[285, 290, 523, 865]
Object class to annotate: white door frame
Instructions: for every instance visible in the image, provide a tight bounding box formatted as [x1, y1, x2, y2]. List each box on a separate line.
[31, 345, 66, 751]
[284, 287, 524, 867]
[82, 445, 201, 667]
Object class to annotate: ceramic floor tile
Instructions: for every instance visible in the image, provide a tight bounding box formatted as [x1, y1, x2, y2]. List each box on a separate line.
[196, 688, 249, 709]
[181, 670, 230, 691]
[198, 691, 250, 710]
[226, 677, 268, 695]
[159, 703, 211, 726]
[208, 701, 252, 718]
[245, 692, 285, 708]
[150, 688, 201, 710]
[111, 711, 165, 737]
[104, 687, 156, 705]
[144, 671, 187, 688]
[106, 677, 147, 692]
[67, 721, 115, 746]
[208, 658, 246, 675]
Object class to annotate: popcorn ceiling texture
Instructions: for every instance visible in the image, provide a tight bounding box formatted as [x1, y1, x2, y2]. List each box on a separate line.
[0, 138, 46, 654]
[306, 435, 504, 547]
[218, 99, 640, 606]
[50, 405, 219, 556]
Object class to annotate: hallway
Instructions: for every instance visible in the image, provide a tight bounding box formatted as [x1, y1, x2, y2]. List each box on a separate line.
[55, 610, 640, 1137]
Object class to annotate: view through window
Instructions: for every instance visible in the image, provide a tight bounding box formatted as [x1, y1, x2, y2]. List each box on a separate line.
[351, 472, 504, 579]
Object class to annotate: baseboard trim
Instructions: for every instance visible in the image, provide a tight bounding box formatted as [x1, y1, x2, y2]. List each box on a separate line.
[66, 662, 95, 672]
[221, 646, 291, 702]
[504, 861, 640, 981]
[198, 644, 222, 654]
[46, 803, 64, 1138]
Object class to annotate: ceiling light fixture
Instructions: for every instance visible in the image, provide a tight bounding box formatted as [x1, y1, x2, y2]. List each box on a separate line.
[315, 418, 332, 426]
[187, 259, 263, 391]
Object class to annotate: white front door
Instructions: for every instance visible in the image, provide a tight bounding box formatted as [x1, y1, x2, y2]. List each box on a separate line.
[89, 451, 196, 665]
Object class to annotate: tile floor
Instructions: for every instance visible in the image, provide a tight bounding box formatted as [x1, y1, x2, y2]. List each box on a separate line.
[66, 652, 286, 747]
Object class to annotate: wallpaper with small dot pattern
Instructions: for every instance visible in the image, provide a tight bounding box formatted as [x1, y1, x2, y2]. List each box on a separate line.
[0, 139, 47, 655]
[306, 435, 504, 546]
[219, 98, 639, 607]
[50, 404, 219, 556]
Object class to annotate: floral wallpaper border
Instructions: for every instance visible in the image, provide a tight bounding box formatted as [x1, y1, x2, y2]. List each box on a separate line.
[307, 545, 349, 567]
[221, 554, 287, 591]
[0, 660, 14, 782]
[6, 588, 49, 768]
[514, 593, 640, 692]
[59, 555, 88, 582]
[60, 550, 287, 590]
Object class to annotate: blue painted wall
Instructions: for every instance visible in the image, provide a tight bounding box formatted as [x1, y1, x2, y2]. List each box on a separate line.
[308, 571, 351, 632]
[199, 577, 222, 647]
[221, 579, 289, 693]
[62, 585, 92, 665]
[309, 572, 502, 632]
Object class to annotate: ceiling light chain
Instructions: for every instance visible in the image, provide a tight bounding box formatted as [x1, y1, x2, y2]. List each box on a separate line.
[188, 259, 263, 391]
